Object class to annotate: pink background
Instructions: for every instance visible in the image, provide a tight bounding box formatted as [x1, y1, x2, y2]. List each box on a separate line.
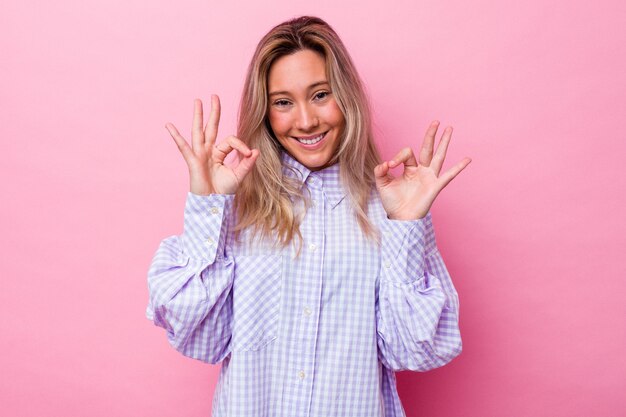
[2, 0, 625, 416]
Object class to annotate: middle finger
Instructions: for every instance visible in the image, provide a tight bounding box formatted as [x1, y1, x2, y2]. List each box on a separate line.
[204, 94, 221, 147]
[430, 126, 453, 175]
[419, 121, 439, 167]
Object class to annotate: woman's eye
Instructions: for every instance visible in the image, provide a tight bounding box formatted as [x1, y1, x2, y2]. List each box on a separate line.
[314, 91, 330, 100]
[274, 99, 291, 107]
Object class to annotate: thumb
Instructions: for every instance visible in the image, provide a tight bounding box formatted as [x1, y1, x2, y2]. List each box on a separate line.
[374, 161, 393, 189]
[232, 149, 260, 181]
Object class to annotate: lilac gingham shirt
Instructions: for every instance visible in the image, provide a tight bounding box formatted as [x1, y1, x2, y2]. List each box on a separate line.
[146, 152, 462, 417]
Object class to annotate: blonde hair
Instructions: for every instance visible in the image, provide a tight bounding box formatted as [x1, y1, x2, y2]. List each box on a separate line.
[235, 16, 381, 246]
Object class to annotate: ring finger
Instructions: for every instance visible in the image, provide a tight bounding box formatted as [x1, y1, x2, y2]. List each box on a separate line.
[191, 99, 205, 150]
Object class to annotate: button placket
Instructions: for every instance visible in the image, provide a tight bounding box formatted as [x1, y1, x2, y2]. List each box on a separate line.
[292, 179, 323, 402]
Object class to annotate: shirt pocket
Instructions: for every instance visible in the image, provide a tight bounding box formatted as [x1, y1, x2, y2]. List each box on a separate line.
[231, 254, 282, 352]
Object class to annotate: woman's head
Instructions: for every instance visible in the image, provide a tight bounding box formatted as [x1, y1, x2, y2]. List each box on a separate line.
[238, 16, 375, 169]
[236, 16, 381, 244]
[266, 48, 345, 171]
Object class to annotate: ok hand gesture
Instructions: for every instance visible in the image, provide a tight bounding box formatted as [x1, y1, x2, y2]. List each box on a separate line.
[165, 95, 259, 195]
[374, 121, 471, 220]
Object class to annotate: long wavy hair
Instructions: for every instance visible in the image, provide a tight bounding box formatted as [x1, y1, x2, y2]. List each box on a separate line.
[235, 16, 381, 247]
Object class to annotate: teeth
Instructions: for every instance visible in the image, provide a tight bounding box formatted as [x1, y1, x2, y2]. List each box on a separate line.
[295, 133, 325, 145]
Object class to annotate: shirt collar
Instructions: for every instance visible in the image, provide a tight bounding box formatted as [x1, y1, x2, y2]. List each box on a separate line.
[281, 152, 346, 209]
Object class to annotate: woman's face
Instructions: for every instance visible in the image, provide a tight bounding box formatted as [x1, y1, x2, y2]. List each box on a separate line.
[267, 49, 345, 171]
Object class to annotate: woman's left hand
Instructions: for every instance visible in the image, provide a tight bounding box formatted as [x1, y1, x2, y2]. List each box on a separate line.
[374, 121, 472, 220]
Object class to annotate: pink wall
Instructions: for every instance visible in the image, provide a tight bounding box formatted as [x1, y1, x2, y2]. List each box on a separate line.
[2, 0, 624, 416]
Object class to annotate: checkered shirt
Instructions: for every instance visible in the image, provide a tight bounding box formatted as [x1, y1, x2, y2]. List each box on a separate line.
[147, 152, 462, 417]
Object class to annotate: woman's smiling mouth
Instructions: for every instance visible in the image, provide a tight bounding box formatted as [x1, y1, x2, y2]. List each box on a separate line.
[292, 131, 327, 146]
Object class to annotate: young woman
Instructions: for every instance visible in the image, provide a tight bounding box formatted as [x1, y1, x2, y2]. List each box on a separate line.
[147, 16, 471, 417]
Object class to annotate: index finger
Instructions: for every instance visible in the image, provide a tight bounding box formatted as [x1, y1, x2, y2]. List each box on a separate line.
[204, 94, 221, 147]
[389, 147, 418, 168]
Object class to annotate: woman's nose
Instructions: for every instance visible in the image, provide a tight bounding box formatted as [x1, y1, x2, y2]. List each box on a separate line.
[295, 104, 319, 131]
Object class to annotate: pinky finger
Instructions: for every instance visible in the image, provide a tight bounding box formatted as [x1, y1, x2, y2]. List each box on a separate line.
[166, 123, 194, 161]
[438, 157, 472, 189]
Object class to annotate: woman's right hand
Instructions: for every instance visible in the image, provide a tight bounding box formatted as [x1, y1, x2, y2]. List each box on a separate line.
[165, 95, 259, 195]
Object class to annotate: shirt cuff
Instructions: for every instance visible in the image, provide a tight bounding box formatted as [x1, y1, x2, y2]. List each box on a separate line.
[379, 213, 430, 284]
[181, 192, 234, 262]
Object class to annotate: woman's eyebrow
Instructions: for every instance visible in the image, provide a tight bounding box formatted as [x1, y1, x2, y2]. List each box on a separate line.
[269, 81, 329, 97]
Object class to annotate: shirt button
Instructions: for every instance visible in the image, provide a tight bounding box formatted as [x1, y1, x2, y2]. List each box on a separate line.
[311, 199, 317, 207]
[298, 370, 306, 380]
[303, 307, 312, 316]
[308, 177, 315, 184]
[210, 207, 219, 215]
[206, 237, 215, 246]
[384, 261, 392, 269]
[309, 244, 317, 252]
